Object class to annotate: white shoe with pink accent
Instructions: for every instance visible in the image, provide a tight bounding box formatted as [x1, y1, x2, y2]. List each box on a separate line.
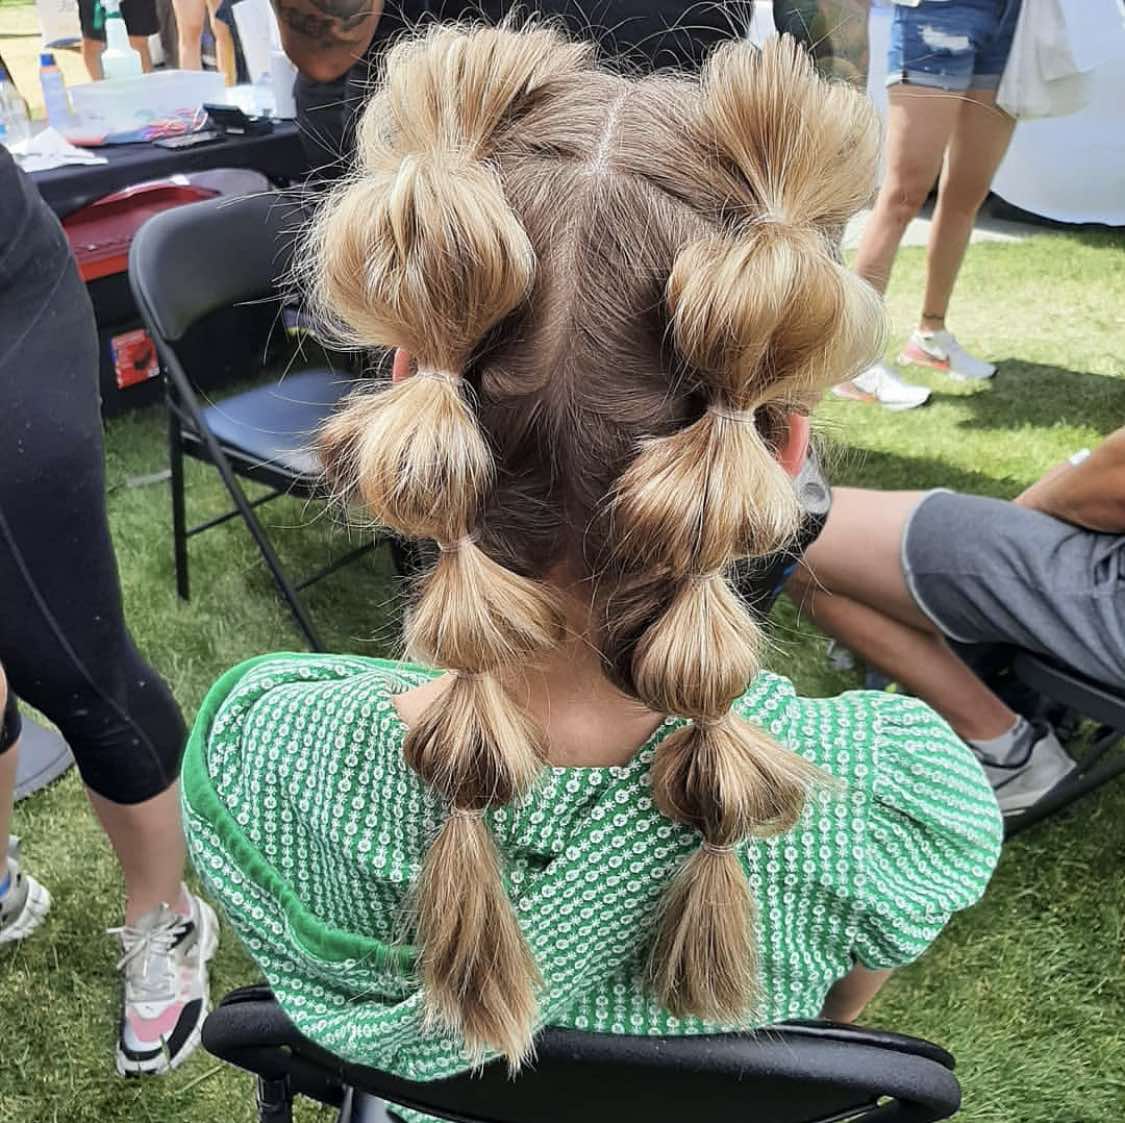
[109, 889, 218, 1076]
[899, 328, 997, 381]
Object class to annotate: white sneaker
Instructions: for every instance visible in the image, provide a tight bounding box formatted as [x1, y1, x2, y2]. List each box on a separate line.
[832, 363, 932, 411]
[109, 889, 219, 1076]
[0, 837, 51, 944]
[900, 328, 996, 381]
[978, 725, 1077, 818]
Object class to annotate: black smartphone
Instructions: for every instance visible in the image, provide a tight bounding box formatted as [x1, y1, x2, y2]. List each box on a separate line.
[153, 130, 224, 150]
[203, 103, 275, 136]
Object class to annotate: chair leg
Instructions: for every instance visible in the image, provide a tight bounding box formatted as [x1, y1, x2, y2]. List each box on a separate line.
[256, 1076, 294, 1123]
[213, 465, 325, 652]
[168, 409, 190, 601]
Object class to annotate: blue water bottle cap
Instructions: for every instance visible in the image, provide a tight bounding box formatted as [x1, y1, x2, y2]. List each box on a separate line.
[40, 51, 57, 67]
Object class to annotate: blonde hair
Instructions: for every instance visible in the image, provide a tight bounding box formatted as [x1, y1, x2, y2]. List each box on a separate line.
[309, 25, 883, 1067]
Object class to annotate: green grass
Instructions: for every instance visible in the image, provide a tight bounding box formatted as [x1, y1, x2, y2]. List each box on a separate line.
[4, 230, 1125, 1123]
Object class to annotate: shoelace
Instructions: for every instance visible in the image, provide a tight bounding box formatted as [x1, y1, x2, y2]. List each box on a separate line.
[107, 910, 185, 1005]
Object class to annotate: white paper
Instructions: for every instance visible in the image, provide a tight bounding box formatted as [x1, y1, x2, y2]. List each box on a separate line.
[12, 126, 108, 172]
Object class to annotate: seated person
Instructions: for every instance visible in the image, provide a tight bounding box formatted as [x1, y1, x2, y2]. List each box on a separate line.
[182, 28, 1002, 1103]
[790, 426, 1125, 819]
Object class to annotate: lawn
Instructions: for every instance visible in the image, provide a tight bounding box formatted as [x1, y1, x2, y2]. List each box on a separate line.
[3, 230, 1125, 1123]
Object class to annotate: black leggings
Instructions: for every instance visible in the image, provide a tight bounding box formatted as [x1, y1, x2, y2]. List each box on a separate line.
[0, 150, 185, 804]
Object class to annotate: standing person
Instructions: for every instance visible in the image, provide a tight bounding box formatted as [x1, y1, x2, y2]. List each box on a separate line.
[184, 32, 1001, 1111]
[78, 0, 158, 78]
[835, 0, 1022, 410]
[0, 148, 216, 1076]
[170, 0, 236, 74]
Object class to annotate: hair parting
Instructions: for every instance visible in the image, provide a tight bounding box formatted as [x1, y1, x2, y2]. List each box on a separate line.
[312, 24, 885, 1058]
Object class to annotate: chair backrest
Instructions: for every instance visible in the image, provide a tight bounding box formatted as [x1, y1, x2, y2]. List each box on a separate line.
[202, 990, 961, 1123]
[128, 192, 303, 344]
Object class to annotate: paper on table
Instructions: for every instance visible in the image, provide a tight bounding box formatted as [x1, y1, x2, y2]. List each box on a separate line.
[11, 127, 109, 173]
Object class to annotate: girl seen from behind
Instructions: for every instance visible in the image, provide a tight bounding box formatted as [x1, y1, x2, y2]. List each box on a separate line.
[182, 25, 1002, 1098]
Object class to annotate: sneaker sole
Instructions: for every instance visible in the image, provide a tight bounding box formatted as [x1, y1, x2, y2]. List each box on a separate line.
[115, 899, 220, 1077]
[0, 878, 51, 944]
[830, 386, 931, 411]
[898, 348, 996, 381]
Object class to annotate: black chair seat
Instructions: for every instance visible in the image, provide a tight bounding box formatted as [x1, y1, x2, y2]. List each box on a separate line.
[203, 986, 962, 1123]
[197, 368, 351, 479]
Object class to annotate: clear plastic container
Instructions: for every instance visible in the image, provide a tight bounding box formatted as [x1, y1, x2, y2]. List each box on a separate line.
[0, 68, 31, 148]
[67, 69, 225, 142]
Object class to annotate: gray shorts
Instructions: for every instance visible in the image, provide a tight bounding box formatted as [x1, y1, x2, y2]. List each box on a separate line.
[902, 490, 1125, 688]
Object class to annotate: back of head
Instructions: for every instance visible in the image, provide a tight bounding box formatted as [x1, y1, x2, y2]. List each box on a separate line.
[307, 23, 884, 1067]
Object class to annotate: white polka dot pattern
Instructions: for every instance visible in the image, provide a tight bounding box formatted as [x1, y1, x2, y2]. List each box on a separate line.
[182, 653, 1002, 1103]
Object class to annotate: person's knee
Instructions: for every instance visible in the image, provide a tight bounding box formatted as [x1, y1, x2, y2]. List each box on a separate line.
[175, 9, 204, 40]
[880, 171, 933, 224]
[937, 179, 991, 222]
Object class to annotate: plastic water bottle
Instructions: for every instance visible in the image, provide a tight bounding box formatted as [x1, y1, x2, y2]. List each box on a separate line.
[0, 67, 31, 148]
[101, 0, 143, 79]
[39, 52, 74, 130]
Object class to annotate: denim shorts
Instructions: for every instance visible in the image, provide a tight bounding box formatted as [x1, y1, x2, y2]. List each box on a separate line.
[887, 0, 1023, 92]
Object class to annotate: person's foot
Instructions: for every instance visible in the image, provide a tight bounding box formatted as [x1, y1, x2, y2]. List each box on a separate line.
[832, 362, 932, 411]
[110, 889, 219, 1076]
[0, 837, 51, 944]
[978, 724, 1077, 817]
[899, 328, 997, 381]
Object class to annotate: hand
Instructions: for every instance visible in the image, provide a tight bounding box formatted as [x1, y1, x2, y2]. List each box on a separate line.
[1013, 461, 1071, 513]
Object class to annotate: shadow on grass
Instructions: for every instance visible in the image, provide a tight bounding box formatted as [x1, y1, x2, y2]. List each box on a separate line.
[830, 446, 1019, 496]
[954, 361, 1125, 438]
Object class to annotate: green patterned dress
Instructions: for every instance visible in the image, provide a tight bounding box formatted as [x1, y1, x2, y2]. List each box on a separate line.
[183, 654, 1002, 1097]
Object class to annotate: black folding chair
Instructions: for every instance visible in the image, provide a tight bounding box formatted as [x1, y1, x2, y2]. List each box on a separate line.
[203, 985, 963, 1123]
[1005, 652, 1125, 837]
[129, 192, 377, 651]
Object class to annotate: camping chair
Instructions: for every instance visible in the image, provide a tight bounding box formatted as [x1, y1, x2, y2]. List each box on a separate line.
[203, 985, 963, 1123]
[1004, 652, 1125, 837]
[129, 192, 377, 651]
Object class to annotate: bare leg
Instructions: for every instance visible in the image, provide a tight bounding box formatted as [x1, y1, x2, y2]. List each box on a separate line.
[205, 0, 238, 85]
[0, 744, 15, 871]
[792, 572, 1015, 740]
[128, 34, 155, 73]
[791, 487, 1017, 741]
[172, 0, 206, 69]
[853, 85, 962, 297]
[81, 37, 105, 80]
[919, 89, 1017, 330]
[87, 785, 187, 925]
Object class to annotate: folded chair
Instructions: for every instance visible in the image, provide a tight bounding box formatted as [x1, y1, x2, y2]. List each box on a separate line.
[129, 192, 377, 651]
[203, 985, 963, 1123]
[1005, 651, 1125, 837]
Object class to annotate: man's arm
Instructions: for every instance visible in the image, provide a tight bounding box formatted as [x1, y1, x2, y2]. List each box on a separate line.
[272, 0, 382, 83]
[1015, 426, 1125, 533]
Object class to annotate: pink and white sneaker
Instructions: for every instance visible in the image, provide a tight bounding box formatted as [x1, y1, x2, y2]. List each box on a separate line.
[109, 889, 218, 1076]
[899, 328, 997, 381]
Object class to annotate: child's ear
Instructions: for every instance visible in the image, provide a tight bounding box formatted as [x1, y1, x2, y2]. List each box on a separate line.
[777, 412, 811, 479]
[392, 348, 413, 383]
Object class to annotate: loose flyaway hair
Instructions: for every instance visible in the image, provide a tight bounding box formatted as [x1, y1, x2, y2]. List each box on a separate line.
[306, 23, 884, 1067]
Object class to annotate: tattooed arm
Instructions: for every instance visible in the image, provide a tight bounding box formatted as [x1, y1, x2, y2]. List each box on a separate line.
[272, 0, 382, 82]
